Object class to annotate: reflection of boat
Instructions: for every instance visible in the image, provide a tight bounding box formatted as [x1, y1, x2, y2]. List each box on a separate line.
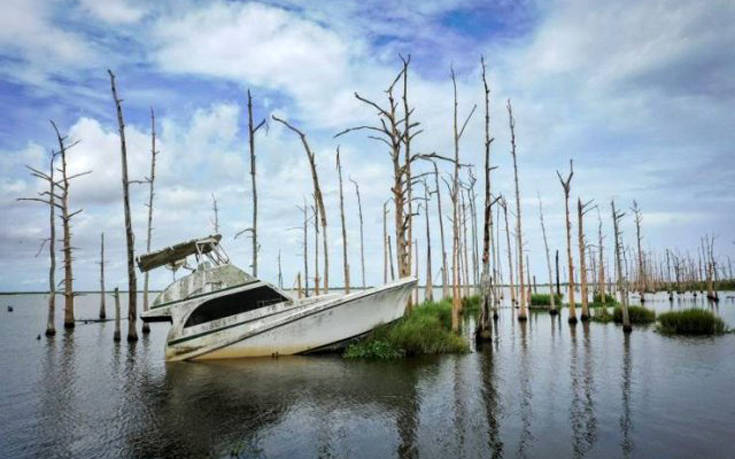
[139, 235, 415, 361]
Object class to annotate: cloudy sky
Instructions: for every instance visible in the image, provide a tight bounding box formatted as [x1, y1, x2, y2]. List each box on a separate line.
[1, 0, 733, 292]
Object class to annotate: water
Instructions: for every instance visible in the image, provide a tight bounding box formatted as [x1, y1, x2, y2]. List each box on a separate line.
[1, 290, 734, 458]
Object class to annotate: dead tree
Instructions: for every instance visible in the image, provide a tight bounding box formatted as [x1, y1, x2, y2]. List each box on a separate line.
[461, 188, 471, 299]
[478, 55, 500, 330]
[297, 199, 310, 296]
[113, 287, 121, 342]
[597, 209, 606, 300]
[277, 249, 283, 289]
[431, 161, 449, 299]
[108, 69, 138, 341]
[578, 198, 594, 321]
[18, 149, 66, 335]
[538, 193, 557, 315]
[388, 235, 396, 281]
[449, 67, 477, 331]
[401, 55, 415, 286]
[501, 197, 516, 307]
[336, 147, 350, 293]
[312, 202, 320, 295]
[557, 159, 575, 324]
[467, 171, 480, 294]
[142, 108, 159, 334]
[247, 90, 266, 277]
[211, 193, 219, 234]
[631, 200, 646, 299]
[99, 233, 106, 320]
[273, 115, 329, 292]
[422, 181, 434, 302]
[556, 249, 561, 296]
[507, 100, 527, 322]
[350, 177, 366, 289]
[383, 199, 389, 283]
[611, 200, 631, 332]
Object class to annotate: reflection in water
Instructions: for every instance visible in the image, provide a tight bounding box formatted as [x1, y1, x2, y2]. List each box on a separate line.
[581, 322, 597, 453]
[517, 320, 534, 457]
[396, 362, 420, 458]
[479, 344, 503, 458]
[621, 333, 633, 457]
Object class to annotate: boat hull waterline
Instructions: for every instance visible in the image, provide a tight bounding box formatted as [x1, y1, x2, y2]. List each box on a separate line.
[166, 278, 416, 361]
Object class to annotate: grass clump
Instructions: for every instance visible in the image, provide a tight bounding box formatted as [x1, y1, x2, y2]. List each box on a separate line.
[613, 305, 656, 324]
[462, 294, 481, 314]
[592, 293, 618, 307]
[343, 300, 468, 360]
[657, 308, 726, 335]
[529, 293, 563, 307]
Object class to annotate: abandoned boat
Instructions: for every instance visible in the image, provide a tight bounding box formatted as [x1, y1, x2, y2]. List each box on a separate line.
[139, 235, 416, 361]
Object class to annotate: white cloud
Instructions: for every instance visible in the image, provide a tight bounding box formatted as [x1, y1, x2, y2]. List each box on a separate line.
[78, 0, 147, 24]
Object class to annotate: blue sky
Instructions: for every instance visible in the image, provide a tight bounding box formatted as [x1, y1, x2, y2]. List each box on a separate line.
[1, 0, 733, 291]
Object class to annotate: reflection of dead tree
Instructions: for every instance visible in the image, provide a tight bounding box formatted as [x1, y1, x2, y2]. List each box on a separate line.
[336, 147, 350, 293]
[273, 115, 328, 292]
[578, 198, 595, 321]
[350, 178, 366, 289]
[142, 108, 159, 334]
[108, 69, 138, 341]
[507, 100, 526, 322]
[557, 159, 575, 324]
[611, 200, 631, 332]
[537, 193, 557, 315]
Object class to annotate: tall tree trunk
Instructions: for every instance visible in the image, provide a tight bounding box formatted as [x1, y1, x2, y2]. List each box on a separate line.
[432, 162, 449, 299]
[556, 249, 561, 296]
[461, 189, 470, 299]
[50, 122, 75, 329]
[612, 200, 631, 332]
[142, 108, 158, 334]
[383, 200, 389, 284]
[557, 159, 575, 324]
[113, 287, 121, 342]
[108, 69, 138, 342]
[502, 199, 516, 307]
[350, 178, 366, 289]
[538, 194, 557, 315]
[47, 154, 57, 335]
[247, 90, 265, 276]
[578, 198, 591, 321]
[632, 200, 645, 299]
[99, 233, 106, 320]
[507, 100, 526, 321]
[598, 210, 606, 300]
[273, 116, 328, 292]
[301, 200, 309, 296]
[313, 203, 320, 295]
[336, 148, 350, 293]
[423, 183, 434, 302]
[388, 236, 395, 281]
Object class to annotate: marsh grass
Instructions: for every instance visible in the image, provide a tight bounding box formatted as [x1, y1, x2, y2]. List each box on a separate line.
[657, 308, 726, 335]
[343, 299, 468, 359]
[592, 293, 618, 307]
[529, 293, 563, 307]
[614, 305, 656, 324]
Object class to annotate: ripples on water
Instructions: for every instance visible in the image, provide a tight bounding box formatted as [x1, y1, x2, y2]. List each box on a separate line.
[1, 291, 734, 457]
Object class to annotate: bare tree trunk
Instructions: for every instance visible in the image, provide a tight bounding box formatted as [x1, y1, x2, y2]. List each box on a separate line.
[432, 162, 449, 299]
[450, 67, 477, 332]
[350, 178, 366, 289]
[461, 189, 470, 299]
[507, 100, 526, 321]
[336, 148, 350, 293]
[113, 287, 121, 342]
[632, 200, 645, 300]
[502, 199, 516, 307]
[598, 210, 606, 300]
[211, 193, 219, 234]
[414, 238, 419, 305]
[313, 202, 320, 295]
[301, 201, 309, 296]
[423, 183, 434, 302]
[578, 198, 593, 321]
[538, 194, 557, 315]
[401, 56, 414, 293]
[99, 233, 106, 320]
[383, 200, 389, 284]
[247, 90, 266, 277]
[612, 200, 631, 332]
[388, 236, 395, 281]
[142, 108, 158, 334]
[557, 159, 575, 324]
[556, 249, 561, 296]
[108, 69, 137, 342]
[296, 272, 303, 299]
[273, 116, 328, 293]
[46, 153, 57, 335]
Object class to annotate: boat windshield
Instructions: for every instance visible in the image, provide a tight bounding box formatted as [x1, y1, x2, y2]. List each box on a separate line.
[184, 285, 289, 328]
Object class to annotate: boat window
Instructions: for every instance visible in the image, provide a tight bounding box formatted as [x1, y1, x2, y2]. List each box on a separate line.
[184, 285, 288, 328]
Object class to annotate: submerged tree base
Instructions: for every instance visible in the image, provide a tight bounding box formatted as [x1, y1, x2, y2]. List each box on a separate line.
[343, 299, 469, 359]
[657, 308, 726, 335]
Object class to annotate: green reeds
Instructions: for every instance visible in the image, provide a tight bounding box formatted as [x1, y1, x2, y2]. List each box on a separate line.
[657, 308, 726, 335]
[343, 299, 469, 359]
[529, 293, 563, 307]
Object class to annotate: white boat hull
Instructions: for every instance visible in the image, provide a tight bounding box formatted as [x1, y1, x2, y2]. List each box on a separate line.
[166, 278, 416, 361]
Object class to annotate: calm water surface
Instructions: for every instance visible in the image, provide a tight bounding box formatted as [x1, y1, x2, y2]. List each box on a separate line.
[1, 290, 734, 458]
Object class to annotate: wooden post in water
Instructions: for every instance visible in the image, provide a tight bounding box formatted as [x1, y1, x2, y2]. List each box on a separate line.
[113, 287, 121, 342]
